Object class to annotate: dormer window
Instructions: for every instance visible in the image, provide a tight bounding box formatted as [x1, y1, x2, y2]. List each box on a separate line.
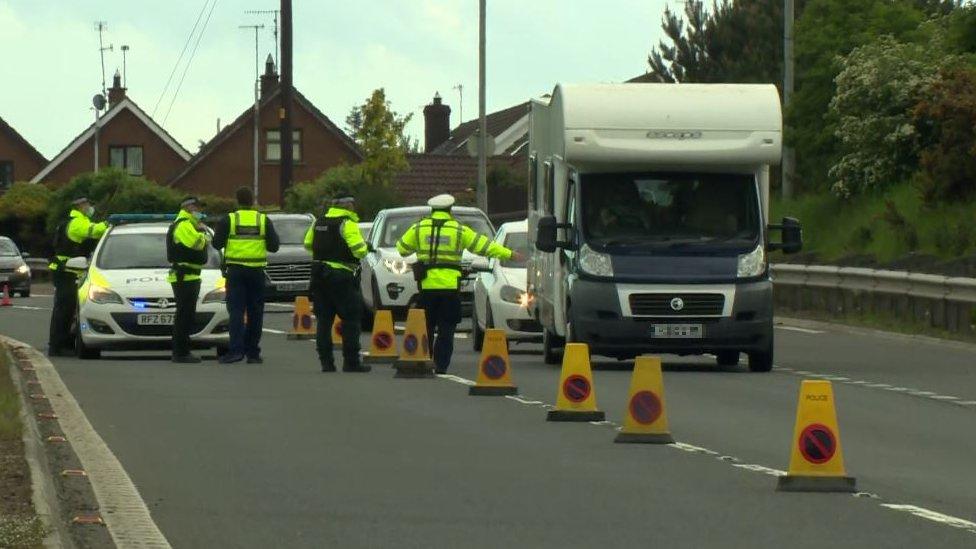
[109, 146, 143, 176]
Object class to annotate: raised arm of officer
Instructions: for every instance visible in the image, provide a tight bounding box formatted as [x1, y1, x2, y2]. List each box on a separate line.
[264, 216, 281, 253]
[212, 214, 231, 250]
[174, 211, 207, 251]
[342, 217, 368, 260]
[68, 204, 109, 243]
[395, 224, 418, 257]
[461, 225, 515, 261]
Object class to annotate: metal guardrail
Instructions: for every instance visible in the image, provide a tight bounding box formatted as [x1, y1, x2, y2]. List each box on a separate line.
[771, 263, 976, 304]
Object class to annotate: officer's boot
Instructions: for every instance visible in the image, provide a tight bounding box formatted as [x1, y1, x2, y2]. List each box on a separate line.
[342, 361, 371, 373]
[320, 359, 337, 373]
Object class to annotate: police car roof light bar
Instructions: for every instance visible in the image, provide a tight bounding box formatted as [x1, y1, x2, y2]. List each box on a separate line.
[106, 214, 178, 225]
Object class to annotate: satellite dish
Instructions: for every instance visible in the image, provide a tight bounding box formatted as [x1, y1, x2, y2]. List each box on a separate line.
[92, 94, 107, 111]
[466, 131, 496, 158]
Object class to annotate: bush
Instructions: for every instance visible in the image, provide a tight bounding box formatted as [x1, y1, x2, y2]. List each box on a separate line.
[285, 164, 400, 220]
[47, 169, 183, 232]
[913, 67, 976, 203]
[0, 182, 52, 255]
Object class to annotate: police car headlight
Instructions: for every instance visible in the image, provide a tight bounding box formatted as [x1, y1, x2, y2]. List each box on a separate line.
[737, 243, 766, 278]
[15, 264, 29, 275]
[578, 244, 614, 277]
[383, 258, 412, 275]
[202, 287, 226, 304]
[89, 284, 123, 305]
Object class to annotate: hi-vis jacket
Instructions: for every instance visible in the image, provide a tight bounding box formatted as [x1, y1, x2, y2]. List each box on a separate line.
[225, 210, 268, 267]
[396, 211, 512, 290]
[49, 209, 108, 274]
[167, 209, 209, 283]
[303, 207, 368, 272]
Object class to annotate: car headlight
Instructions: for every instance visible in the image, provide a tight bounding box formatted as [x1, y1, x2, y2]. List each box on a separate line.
[499, 285, 531, 307]
[578, 244, 614, 277]
[383, 258, 412, 275]
[88, 284, 123, 305]
[202, 287, 226, 304]
[15, 264, 29, 275]
[737, 243, 767, 278]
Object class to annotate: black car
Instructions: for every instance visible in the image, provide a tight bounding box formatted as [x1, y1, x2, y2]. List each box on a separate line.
[0, 236, 31, 297]
[264, 213, 314, 301]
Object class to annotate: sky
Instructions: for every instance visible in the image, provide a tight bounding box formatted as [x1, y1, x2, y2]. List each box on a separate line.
[0, 0, 671, 158]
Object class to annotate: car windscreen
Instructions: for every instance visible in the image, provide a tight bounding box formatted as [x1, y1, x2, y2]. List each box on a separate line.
[0, 239, 18, 257]
[500, 232, 528, 268]
[273, 218, 313, 245]
[379, 214, 494, 248]
[96, 233, 221, 270]
[580, 172, 760, 252]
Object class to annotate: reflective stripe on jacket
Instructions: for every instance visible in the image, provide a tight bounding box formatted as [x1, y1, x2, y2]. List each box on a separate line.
[168, 209, 208, 283]
[49, 209, 108, 273]
[225, 210, 268, 267]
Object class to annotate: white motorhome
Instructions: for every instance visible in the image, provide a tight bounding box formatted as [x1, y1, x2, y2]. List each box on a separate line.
[527, 83, 802, 372]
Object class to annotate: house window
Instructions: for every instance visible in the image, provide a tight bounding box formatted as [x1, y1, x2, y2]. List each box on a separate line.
[0, 161, 12, 189]
[108, 146, 144, 176]
[265, 129, 303, 163]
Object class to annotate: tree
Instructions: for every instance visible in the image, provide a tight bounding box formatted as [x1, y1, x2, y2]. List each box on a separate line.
[285, 164, 400, 220]
[345, 88, 413, 186]
[46, 169, 184, 232]
[0, 182, 52, 254]
[913, 67, 976, 202]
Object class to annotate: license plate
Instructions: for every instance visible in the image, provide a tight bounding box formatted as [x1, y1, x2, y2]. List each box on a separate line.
[275, 281, 309, 292]
[137, 313, 175, 326]
[651, 324, 703, 338]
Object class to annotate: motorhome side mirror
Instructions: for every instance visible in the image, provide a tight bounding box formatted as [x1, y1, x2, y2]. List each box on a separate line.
[536, 216, 558, 253]
[767, 217, 803, 255]
[65, 257, 89, 271]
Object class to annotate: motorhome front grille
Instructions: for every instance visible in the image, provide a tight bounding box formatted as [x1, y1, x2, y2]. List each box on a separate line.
[628, 293, 725, 316]
[266, 262, 312, 282]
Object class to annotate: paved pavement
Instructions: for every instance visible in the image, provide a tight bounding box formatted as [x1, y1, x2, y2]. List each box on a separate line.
[3, 293, 976, 548]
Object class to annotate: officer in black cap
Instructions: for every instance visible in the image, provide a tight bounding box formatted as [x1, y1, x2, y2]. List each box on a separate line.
[167, 196, 210, 363]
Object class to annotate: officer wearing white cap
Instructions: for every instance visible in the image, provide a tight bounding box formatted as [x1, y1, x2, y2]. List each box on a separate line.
[47, 196, 108, 356]
[396, 194, 522, 373]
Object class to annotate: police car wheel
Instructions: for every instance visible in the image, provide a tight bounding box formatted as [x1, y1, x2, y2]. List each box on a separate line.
[74, 326, 101, 360]
[542, 328, 563, 365]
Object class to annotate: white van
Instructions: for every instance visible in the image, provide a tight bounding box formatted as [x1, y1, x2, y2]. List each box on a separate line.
[527, 83, 802, 372]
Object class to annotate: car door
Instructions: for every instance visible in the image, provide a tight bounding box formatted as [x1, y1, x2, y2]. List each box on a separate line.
[360, 213, 385, 308]
[474, 225, 505, 328]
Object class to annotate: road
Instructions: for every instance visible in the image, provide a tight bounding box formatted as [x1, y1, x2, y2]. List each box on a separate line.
[3, 292, 976, 548]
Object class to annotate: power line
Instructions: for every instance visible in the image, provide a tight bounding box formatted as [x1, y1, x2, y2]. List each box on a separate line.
[152, 0, 211, 117]
[163, 0, 219, 126]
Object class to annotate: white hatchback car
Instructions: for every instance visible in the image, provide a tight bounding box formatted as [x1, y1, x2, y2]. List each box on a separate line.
[471, 220, 541, 350]
[72, 221, 230, 359]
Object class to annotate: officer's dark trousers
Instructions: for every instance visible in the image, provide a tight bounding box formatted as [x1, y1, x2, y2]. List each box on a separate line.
[170, 279, 201, 358]
[419, 290, 462, 373]
[311, 265, 362, 366]
[225, 265, 266, 359]
[48, 270, 78, 351]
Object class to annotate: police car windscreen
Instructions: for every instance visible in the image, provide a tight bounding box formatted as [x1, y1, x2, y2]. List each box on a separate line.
[0, 238, 18, 256]
[379, 214, 494, 248]
[96, 233, 221, 270]
[580, 172, 761, 252]
[501, 232, 528, 268]
[274, 218, 313, 245]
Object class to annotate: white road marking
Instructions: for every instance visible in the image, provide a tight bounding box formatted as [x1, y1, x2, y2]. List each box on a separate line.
[732, 464, 786, 477]
[436, 374, 475, 386]
[776, 325, 825, 335]
[884, 387, 911, 392]
[262, 328, 287, 335]
[1, 336, 171, 547]
[12, 305, 46, 311]
[929, 395, 959, 401]
[779, 368, 975, 410]
[955, 401, 976, 407]
[880, 505, 976, 534]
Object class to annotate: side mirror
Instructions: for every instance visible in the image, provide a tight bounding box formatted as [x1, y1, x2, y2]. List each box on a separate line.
[536, 216, 558, 253]
[20, 252, 30, 259]
[469, 257, 491, 273]
[767, 217, 803, 255]
[65, 257, 90, 271]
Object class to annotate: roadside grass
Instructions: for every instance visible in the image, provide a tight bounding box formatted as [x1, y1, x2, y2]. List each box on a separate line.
[0, 348, 47, 548]
[771, 182, 976, 264]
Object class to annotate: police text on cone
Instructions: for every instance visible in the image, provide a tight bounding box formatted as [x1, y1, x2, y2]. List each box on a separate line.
[469, 329, 518, 396]
[394, 308, 434, 378]
[287, 296, 315, 340]
[615, 356, 674, 444]
[547, 343, 605, 422]
[363, 310, 398, 364]
[777, 380, 856, 492]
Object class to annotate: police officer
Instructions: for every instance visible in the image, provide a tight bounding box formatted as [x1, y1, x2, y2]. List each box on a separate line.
[167, 196, 210, 364]
[212, 187, 280, 364]
[47, 197, 109, 357]
[396, 194, 521, 374]
[303, 196, 371, 373]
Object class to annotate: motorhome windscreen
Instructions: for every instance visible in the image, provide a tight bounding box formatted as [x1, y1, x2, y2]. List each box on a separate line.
[580, 173, 760, 251]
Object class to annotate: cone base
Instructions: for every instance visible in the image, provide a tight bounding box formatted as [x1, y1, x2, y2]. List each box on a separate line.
[776, 475, 857, 493]
[393, 360, 435, 378]
[286, 333, 315, 340]
[468, 385, 518, 396]
[614, 432, 675, 444]
[546, 410, 606, 422]
[363, 353, 397, 365]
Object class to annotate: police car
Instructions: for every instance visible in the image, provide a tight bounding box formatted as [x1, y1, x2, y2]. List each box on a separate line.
[69, 216, 229, 359]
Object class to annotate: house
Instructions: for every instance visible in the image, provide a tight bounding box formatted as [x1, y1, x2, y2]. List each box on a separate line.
[168, 56, 361, 205]
[31, 71, 191, 186]
[0, 115, 47, 189]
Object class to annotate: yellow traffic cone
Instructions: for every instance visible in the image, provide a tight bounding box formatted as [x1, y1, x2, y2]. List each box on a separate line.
[469, 329, 518, 396]
[777, 380, 857, 492]
[546, 343, 605, 422]
[363, 310, 398, 365]
[331, 317, 343, 345]
[614, 356, 674, 443]
[287, 296, 315, 340]
[394, 308, 434, 378]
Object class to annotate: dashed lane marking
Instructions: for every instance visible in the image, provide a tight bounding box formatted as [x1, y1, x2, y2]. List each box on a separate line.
[12, 305, 47, 311]
[880, 505, 976, 535]
[775, 325, 825, 335]
[262, 328, 287, 335]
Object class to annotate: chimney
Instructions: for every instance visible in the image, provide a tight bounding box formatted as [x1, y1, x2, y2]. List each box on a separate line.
[260, 54, 279, 100]
[108, 69, 127, 108]
[423, 92, 451, 153]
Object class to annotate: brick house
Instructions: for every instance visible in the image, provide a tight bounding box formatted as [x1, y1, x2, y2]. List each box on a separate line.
[169, 56, 361, 205]
[0, 116, 47, 189]
[31, 72, 191, 187]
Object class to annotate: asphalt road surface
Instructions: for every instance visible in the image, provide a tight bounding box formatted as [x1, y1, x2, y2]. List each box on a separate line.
[3, 292, 976, 548]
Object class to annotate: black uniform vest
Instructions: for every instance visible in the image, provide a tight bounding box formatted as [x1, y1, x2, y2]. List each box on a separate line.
[52, 219, 95, 259]
[312, 216, 357, 264]
[167, 218, 208, 270]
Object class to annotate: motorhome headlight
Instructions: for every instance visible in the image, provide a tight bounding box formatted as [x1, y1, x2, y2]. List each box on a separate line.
[579, 244, 614, 277]
[202, 287, 227, 304]
[737, 244, 767, 278]
[88, 284, 123, 305]
[15, 264, 29, 275]
[383, 258, 412, 275]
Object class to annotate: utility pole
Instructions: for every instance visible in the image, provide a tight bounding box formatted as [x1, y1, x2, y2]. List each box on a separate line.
[95, 21, 113, 101]
[120, 45, 130, 87]
[240, 24, 265, 203]
[279, 0, 294, 207]
[453, 84, 464, 124]
[477, 0, 488, 213]
[245, 9, 281, 67]
[782, 0, 795, 199]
